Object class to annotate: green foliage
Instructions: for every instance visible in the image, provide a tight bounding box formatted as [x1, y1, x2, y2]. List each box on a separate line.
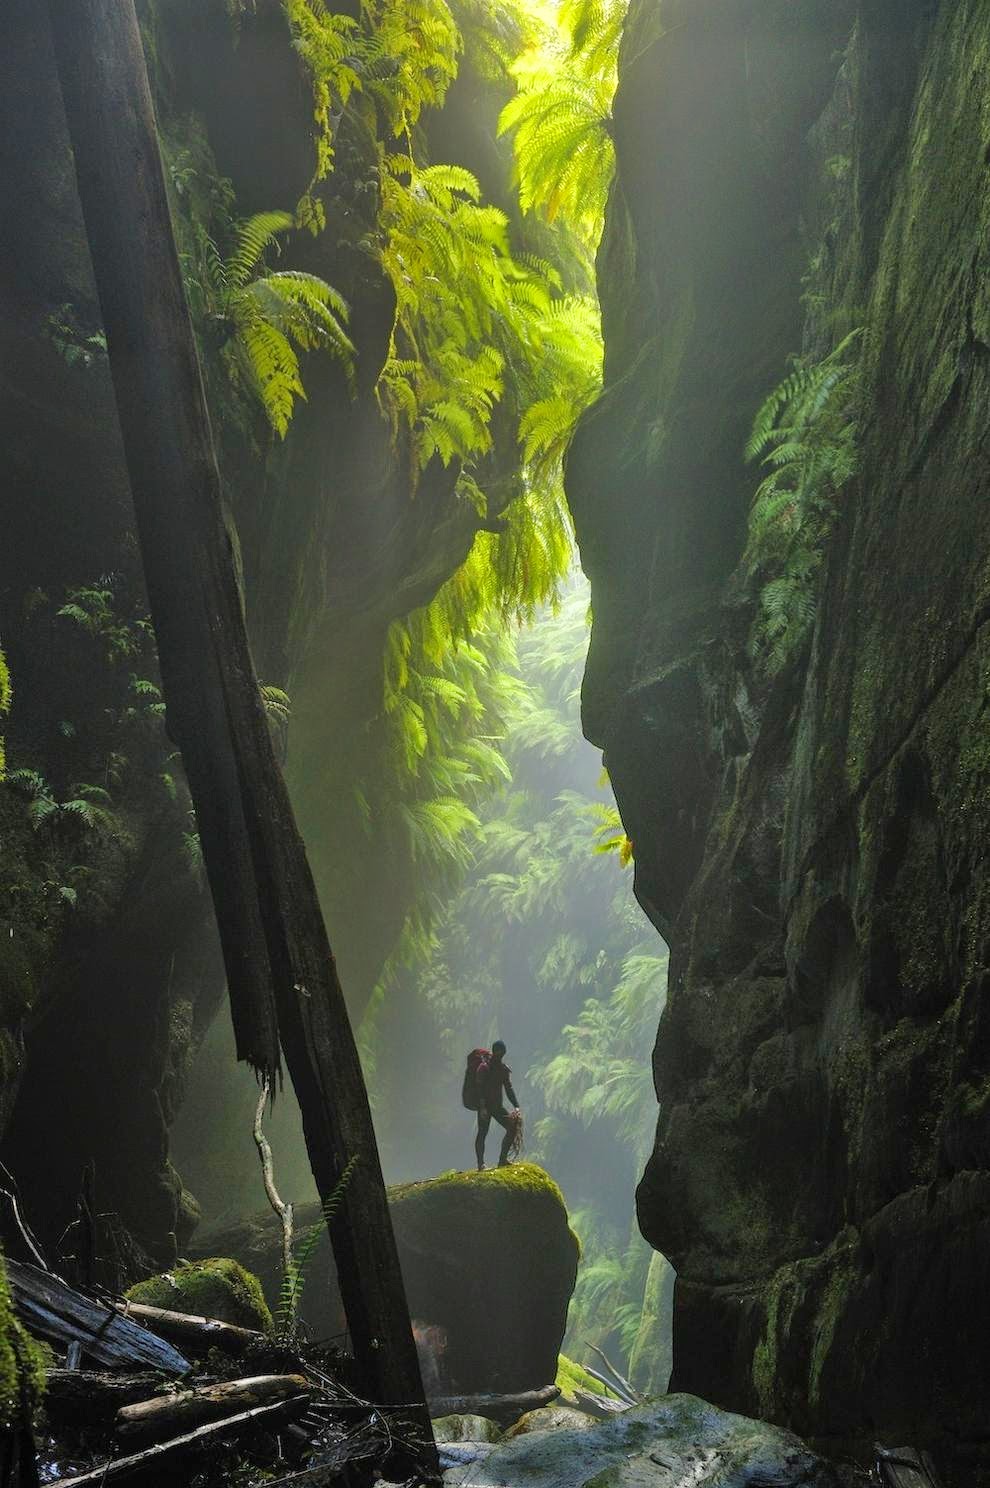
[58, 586, 152, 664]
[499, 0, 625, 247]
[5, 770, 118, 839]
[42, 303, 107, 368]
[530, 943, 666, 1147]
[744, 330, 863, 673]
[208, 211, 355, 437]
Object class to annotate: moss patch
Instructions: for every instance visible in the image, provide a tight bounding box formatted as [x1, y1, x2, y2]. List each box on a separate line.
[0, 1250, 46, 1429]
[556, 1353, 607, 1403]
[126, 1257, 272, 1331]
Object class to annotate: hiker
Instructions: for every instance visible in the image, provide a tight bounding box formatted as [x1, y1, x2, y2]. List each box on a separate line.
[463, 1040, 522, 1170]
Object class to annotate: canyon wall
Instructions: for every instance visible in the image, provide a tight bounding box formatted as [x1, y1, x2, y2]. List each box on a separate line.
[570, 0, 990, 1471]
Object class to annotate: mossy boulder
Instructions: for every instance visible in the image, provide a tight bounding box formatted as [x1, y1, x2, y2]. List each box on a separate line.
[125, 1258, 272, 1331]
[390, 1163, 579, 1397]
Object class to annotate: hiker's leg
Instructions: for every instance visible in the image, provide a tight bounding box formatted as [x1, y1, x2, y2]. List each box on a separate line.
[475, 1110, 491, 1170]
[492, 1108, 513, 1166]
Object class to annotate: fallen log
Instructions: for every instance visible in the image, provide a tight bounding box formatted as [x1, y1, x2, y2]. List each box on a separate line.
[116, 1374, 311, 1448]
[429, 1385, 560, 1421]
[48, 1395, 311, 1486]
[5, 1261, 190, 1375]
[113, 1299, 263, 1357]
[571, 1388, 632, 1420]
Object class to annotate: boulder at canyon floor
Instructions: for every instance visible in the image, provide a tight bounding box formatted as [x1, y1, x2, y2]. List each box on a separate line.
[446, 1395, 839, 1488]
[191, 1163, 579, 1397]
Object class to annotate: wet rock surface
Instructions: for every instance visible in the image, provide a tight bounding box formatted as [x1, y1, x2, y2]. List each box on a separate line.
[443, 1395, 839, 1488]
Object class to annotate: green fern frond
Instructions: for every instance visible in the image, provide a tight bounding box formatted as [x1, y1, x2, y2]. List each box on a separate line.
[225, 211, 295, 288]
[744, 329, 863, 673]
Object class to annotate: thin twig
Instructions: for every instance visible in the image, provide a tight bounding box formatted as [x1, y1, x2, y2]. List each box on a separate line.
[254, 1077, 294, 1289]
[584, 1340, 641, 1402]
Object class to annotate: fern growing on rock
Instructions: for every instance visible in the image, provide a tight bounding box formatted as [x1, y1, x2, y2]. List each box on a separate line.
[744, 329, 863, 674]
[208, 211, 355, 437]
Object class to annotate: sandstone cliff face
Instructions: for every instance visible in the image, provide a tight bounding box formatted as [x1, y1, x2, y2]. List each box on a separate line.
[570, 0, 990, 1471]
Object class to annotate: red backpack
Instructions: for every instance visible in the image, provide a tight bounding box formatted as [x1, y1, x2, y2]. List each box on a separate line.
[462, 1048, 491, 1110]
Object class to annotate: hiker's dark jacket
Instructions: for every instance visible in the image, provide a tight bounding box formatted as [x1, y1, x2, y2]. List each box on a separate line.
[480, 1060, 517, 1112]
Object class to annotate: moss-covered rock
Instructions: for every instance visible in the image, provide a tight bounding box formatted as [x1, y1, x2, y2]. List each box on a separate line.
[0, 1252, 44, 1427]
[390, 1163, 579, 1397]
[125, 1258, 272, 1331]
[572, 0, 990, 1470]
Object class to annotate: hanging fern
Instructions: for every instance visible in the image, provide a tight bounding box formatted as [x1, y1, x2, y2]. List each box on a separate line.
[498, 0, 625, 245]
[211, 212, 355, 437]
[744, 330, 863, 674]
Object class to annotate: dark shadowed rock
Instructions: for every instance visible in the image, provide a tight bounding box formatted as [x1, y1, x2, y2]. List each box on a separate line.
[568, 0, 990, 1474]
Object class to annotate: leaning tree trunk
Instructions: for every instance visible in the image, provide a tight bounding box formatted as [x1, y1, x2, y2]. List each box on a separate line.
[43, 0, 434, 1460]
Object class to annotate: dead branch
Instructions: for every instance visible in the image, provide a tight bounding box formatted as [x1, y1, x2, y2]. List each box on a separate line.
[253, 1078, 294, 1297]
[429, 1385, 560, 1421]
[5, 1260, 189, 1375]
[116, 1374, 310, 1448]
[47, 1394, 311, 1485]
[112, 1300, 263, 1356]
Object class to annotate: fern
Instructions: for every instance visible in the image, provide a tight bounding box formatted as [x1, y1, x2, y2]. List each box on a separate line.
[744, 330, 863, 673]
[213, 214, 355, 436]
[276, 1155, 360, 1333]
[498, 0, 625, 246]
[0, 644, 10, 780]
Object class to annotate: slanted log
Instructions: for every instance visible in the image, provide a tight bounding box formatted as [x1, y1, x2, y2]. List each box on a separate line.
[429, 1385, 560, 1422]
[43, 3, 435, 1462]
[5, 1261, 189, 1374]
[113, 1301, 262, 1357]
[116, 1374, 311, 1448]
[47, 1396, 311, 1486]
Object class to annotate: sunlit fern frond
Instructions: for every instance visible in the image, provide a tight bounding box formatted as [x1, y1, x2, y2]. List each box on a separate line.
[224, 211, 295, 289]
